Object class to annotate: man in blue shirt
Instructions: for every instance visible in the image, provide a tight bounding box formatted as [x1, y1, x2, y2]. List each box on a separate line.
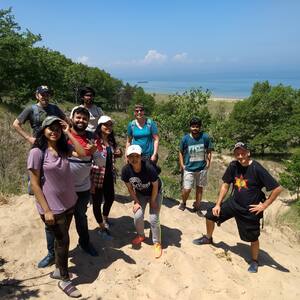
[178, 117, 213, 212]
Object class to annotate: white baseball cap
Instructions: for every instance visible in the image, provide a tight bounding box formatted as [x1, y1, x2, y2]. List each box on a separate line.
[98, 115, 113, 125]
[126, 145, 142, 156]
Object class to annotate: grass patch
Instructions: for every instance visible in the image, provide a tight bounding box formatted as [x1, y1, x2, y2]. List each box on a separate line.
[279, 201, 300, 231]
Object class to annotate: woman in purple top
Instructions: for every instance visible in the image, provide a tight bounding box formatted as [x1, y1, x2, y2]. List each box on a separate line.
[28, 116, 86, 298]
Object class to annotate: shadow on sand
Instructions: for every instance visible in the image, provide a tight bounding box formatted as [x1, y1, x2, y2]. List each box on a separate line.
[69, 214, 182, 286]
[213, 241, 290, 272]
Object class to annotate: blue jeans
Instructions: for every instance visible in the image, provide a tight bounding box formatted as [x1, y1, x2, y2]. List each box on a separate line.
[74, 190, 91, 247]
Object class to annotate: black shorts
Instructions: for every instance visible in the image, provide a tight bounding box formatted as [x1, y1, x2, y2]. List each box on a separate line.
[205, 199, 261, 242]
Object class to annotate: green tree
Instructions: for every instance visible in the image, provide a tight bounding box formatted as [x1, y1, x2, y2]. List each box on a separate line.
[223, 81, 300, 153]
[279, 151, 300, 201]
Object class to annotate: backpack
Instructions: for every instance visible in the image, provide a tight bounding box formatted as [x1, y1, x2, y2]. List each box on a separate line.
[31, 104, 58, 132]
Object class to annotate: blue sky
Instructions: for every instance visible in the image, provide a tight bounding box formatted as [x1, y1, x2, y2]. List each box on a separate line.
[2, 0, 300, 81]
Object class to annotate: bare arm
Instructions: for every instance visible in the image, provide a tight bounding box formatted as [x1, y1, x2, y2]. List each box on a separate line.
[206, 150, 212, 169]
[213, 182, 230, 217]
[125, 136, 132, 162]
[249, 185, 283, 215]
[151, 134, 159, 161]
[12, 119, 35, 144]
[178, 151, 185, 171]
[150, 180, 159, 209]
[29, 169, 55, 224]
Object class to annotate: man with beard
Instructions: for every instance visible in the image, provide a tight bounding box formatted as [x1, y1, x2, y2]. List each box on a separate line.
[178, 117, 213, 212]
[67, 106, 98, 256]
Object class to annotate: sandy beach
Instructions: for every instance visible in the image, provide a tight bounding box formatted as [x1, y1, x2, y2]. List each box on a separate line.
[1, 190, 300, 300]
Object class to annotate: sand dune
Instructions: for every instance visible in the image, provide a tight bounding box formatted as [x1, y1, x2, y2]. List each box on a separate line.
[0, 194, 299, 300]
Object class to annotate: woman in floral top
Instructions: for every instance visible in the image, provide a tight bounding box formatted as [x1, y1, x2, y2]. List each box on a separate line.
[91, 116, 122, 239]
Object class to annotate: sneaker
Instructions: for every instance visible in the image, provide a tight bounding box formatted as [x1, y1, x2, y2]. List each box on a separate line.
[192, 235, 213, 245]
[98, 228, 113, 241]
[132, 235, 146, 245]
[248, 260, 258, 273]
[79, 243, 99, 257]
[178, 202, 186, 211]
[154, 243, 162, 259]
[37, 253, 55, 268]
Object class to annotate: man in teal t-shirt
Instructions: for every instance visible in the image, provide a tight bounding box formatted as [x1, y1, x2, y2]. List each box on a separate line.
[178, 117, 213, 212]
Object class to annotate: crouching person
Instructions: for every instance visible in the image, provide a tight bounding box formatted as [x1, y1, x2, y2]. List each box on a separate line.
[121, 145, 163, 259]
[193, 142, 282, 273]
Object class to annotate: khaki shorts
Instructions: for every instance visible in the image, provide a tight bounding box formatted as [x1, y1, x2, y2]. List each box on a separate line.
[183, 169, 208, 189]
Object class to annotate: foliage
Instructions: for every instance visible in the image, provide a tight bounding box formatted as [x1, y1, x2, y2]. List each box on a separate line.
[279, 151, 300, 201]
[0, 8, 136, 110]
[222, 81, 300, 153]
[128, 87, 156, 116]
[154, 88, 212, 172]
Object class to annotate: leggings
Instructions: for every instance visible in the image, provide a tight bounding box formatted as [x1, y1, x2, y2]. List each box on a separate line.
[41, 208, 73, 280]
[92, 173, 115, 224]
[134, 190, 162, 244]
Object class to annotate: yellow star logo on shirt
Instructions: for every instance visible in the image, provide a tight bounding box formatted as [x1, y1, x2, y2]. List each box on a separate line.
[234, 175, 248, 191]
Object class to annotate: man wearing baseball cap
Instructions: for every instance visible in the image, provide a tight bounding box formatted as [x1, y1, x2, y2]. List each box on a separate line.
[121, 145, 163, 259]
[13, 85, 66, 144]
[192, 142, 282, 273]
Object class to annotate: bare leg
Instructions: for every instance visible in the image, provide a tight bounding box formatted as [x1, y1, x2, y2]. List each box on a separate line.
[194, 186, 203, 208]
[250, 240, 259, 261]
[206, 219, 215, 238]
[181, 188, 191, 205]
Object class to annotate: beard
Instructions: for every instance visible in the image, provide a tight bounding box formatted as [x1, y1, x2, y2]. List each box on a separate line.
[72, 123, 87, 132]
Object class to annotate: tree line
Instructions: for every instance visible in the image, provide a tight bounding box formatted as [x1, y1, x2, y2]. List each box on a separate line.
[0, 8, 137, 110]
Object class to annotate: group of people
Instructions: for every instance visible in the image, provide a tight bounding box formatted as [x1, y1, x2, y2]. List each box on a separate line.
[12, 85, 283, 298]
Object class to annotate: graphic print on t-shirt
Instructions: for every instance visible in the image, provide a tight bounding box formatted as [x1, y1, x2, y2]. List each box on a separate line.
[188, 144, 205, 162]
[129, 177, 151, 191]
[234, 175, 248, 191]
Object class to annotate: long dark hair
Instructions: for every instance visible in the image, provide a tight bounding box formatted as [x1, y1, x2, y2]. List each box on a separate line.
[94, 123, 117, 149]
[32, 122, 70, 156]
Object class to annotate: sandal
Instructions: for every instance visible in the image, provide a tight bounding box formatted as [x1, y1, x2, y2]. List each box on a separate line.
[58, 281, 81, 298]
[178, 202, 186, 211]
[50, 271, 73, 280]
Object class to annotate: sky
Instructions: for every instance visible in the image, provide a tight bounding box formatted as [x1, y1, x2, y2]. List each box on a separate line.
[2, 0, 300, 81]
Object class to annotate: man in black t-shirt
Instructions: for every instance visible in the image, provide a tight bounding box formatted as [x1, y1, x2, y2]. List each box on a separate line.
[193, 142, 282, 273]
[121, 145, 163, 259]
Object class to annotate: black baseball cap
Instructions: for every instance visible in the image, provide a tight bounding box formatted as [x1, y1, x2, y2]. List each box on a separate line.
[233, 142, 249, 151]
[36, 85, 50, 94]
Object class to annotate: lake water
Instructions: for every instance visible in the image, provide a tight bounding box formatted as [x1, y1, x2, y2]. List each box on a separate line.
[125, 73, 300, 99]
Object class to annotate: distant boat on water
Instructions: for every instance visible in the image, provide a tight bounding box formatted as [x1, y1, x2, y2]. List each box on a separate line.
[137, 81, 148, 84]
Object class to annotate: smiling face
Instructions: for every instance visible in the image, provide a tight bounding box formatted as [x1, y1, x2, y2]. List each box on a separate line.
[190, 123, 201, 136]
[72, 112, 89, 132]
[234, 148, 251, 166]
[127, 153, 141, 166]
[100, 121, 113, 135]
[134, 107, 145, 120]
[44, 121, 62, 142]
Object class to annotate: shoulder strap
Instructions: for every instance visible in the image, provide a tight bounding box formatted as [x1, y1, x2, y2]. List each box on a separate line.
[31, 104, 40, 124]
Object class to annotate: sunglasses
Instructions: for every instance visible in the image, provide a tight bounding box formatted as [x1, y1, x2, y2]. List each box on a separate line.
[48, 124, 61, 132]
[135, 109, 144, 113]
[84, 93, 93, 97]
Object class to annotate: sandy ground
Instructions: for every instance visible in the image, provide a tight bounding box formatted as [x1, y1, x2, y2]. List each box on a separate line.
[0, 193, 300, 300]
